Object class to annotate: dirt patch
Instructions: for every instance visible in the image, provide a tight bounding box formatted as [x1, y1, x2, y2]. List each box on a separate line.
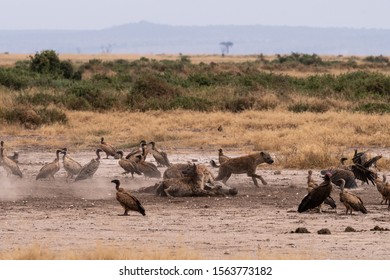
[1, 150, 389, 259]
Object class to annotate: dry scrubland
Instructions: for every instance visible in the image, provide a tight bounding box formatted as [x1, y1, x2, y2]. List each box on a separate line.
[1, 54, 390, 260]
[2, 109, 390, 169]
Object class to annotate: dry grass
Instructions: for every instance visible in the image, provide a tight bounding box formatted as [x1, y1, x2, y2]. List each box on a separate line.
[0, 53, 261, 67]
[0, 243, 318, 260]
[1, 109, 388, 169]
[0, 53, 380, 76]
[0, 243, 201, 260]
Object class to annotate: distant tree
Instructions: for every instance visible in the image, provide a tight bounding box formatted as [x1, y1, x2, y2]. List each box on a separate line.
[101, 44, 113, 54]
[219, 41, 234, 56]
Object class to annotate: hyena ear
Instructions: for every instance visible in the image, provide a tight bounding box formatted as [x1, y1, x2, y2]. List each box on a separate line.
[260, 151, 264, 155]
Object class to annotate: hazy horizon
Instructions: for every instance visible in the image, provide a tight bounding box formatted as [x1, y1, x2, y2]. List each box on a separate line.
[2, 0, 390, 30]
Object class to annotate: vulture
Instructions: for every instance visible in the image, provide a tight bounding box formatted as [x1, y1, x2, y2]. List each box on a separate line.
[352, 149, 368, 166]
[36, 149, 62, 180]
[339, 179, 368, 215]
[375, 174, 390, 207]
[61, 148, 82, 180]
[135, 155, 161, 179]
[352, 149, 382, 170]
[99, 137, 117, 159]
[0, 141, 23, 178]
[111, 179, 146, 216]
[125, 140, 147, 161]
[298, 172, 333, 213]
[307, 170, 336, 210]
[321, 157, 376, 188]
[149, 141, 171, 167]
[116, 150, 142, 177]
[74, 149, 102, 181]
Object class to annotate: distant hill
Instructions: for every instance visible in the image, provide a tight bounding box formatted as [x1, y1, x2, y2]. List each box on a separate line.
[1, 21, 390, 55]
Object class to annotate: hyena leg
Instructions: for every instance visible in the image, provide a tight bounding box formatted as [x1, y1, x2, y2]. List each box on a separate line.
[163, 187, 175, 198]
[248, 172, 267, 187]
[221, 172, 232, 184]
[215, 167, 232, 183]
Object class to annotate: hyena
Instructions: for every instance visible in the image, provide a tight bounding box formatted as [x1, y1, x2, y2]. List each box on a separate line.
[213, 151, 274, 187]
[166, 162, 238, 194]
[163, 162, 216, 187]
[156, 163, 216, 197]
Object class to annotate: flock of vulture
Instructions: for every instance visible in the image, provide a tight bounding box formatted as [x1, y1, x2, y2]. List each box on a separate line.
[0, 138, 170, 216]
[299, 150, 390, 215]
[1, 137, 390, 217]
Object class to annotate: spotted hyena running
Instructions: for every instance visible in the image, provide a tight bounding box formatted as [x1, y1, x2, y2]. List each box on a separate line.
[213, 151, 274, 187]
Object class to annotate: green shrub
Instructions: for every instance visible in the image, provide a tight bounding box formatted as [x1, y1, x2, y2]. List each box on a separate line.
[16, 92, 60, 106]
[169, 96, 212, 111]
[131, 75, 180, 97]
[364, 55, 389, 64]
[287, 101, 329, 113]
[354, 102, 390, 114]
[29, 49, 76, 79]
[30, 50, 61, 74]
[273, 52, 323, 66]
[188, 73, 215, 87]
[64, 95, 91, 110]
[65, 82, 117, 110]
[224, 96, 256, 112]
[0, 68, 30, 90]
[37, 107, 68, 124]
[60, 60, 75, 79]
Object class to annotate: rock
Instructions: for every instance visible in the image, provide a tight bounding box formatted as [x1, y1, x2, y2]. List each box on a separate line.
[294, 227, 310, 233]
[345, 226, 356, 232]
[370, 225, 390, 231]
[317, 228, 331, 235]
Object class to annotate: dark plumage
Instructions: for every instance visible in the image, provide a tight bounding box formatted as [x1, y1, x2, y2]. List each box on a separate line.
[111, 179, 145, 216]
[74, 149, 102, 181]
[298, 172, 333, 213]
[116, 150, 142, 177]
[135, 155, 161, 179]
[352, 149, 368, 166]
[321, 157, 376, 188]
[125, 140, 147, 161]
[149, 141, 171, 167]
[99, 137, 117, 159]
[339, 178, 368, 215]
[362, 155, 382, 169]
[307, 170, 336, 209]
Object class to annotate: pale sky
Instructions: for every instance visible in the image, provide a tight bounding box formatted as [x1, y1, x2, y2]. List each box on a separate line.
[1, 0, 390, 30]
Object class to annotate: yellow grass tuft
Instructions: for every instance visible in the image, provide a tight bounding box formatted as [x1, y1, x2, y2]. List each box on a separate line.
[0, 242, 319, 260]
[0, 243, 202, 260]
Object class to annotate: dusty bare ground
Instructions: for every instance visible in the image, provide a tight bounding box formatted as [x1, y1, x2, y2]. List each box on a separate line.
[1, 149, 389, 260]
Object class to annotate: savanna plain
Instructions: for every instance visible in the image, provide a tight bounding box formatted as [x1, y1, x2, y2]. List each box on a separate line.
[1, 53, 390, 260]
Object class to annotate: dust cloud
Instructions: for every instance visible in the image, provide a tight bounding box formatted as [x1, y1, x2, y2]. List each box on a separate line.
[0, 175, 22, 201]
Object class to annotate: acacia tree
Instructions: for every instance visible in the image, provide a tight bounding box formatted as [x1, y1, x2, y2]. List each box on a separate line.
[219, 41, 234, 56]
